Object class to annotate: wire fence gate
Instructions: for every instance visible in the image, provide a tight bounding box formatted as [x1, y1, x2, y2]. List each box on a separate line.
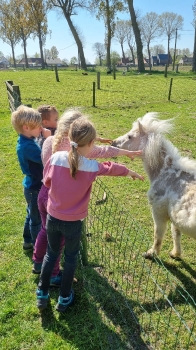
[79, 178, 196, 350]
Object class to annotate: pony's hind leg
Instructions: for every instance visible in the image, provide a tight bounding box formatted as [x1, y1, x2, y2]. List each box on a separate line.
[170, 223, 182, 259]
[144, 211, 167, 259]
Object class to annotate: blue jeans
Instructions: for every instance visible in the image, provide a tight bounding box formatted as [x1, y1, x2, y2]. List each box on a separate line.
[23, 187, 41, 244]
[38, 214, 82, 297]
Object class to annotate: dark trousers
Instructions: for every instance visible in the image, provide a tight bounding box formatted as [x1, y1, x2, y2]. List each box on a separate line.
[38, 214, 82, 298]
[23, 187, 41, 244]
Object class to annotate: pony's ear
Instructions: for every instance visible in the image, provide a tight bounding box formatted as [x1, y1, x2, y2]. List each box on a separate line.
[138, 121, 145, 135]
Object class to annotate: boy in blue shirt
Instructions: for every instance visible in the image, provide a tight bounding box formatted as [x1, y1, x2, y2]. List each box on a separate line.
[11, 105, 50, 251]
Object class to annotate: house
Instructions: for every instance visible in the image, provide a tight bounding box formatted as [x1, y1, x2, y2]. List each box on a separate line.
[18, 57, 42, 66]
[0, 56, 10, 68]
[157, 54, 172, 66]
[45, 58, 63, 67]
[178, 55, 193, 65]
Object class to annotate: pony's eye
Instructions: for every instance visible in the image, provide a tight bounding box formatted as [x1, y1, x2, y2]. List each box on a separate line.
[128, 135, 132, 140]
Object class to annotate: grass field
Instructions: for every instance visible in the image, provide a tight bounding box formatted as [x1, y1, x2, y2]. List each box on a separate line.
[1, 67, 196, 349]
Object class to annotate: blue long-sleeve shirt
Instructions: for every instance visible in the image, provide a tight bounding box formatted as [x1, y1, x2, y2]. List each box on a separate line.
[16, 134, 43, 190]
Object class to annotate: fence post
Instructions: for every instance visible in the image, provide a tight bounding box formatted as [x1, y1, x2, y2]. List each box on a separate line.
[92, 82, 96, 107]
[176, 64, 179, 73]
[97, 72, 100, 89]
[168, 78, 173, 101]
[164, 64, 167, 78]
[55, 65, 60, 82]
[80, 219, 88, 265]
[13, 85, 22, 109]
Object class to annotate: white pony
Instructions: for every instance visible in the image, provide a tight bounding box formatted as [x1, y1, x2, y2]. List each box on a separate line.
[112, 112, 196, 259]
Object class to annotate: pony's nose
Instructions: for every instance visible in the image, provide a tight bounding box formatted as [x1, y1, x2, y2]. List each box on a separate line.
[111, 140, 117, 147]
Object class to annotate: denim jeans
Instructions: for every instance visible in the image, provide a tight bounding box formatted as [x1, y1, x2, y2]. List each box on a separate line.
[33, 184, 65, 277]
[38, 214, 82, 297]
[23, 187, 41, 244]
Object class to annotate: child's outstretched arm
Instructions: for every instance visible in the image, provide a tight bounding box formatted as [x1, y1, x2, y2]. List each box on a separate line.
[127, 169, 144, 181]
[96, 137, 112, 144]
[117, 149, 142, 160]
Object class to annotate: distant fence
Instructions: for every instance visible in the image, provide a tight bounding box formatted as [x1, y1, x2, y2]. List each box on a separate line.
[79, 179, 196, 349]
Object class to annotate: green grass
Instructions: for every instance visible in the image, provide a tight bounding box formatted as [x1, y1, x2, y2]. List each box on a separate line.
[0, 68, 196, 349]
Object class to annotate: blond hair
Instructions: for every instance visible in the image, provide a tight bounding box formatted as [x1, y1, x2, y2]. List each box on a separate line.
[68, 117, 96, 179]
[37, 105, 58, 121]
[52, 108, 85, 154]
[11, 105, 42, 134]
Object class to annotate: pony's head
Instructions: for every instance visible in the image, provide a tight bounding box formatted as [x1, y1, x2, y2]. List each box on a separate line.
[112, 112, 173, 151]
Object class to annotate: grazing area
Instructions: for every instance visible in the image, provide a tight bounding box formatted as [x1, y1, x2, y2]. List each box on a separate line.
[1, 69, 196, 349]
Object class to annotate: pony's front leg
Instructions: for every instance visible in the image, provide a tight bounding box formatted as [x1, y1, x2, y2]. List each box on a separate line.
[144, 213, 167, 259]
[170, 223, 182, 259]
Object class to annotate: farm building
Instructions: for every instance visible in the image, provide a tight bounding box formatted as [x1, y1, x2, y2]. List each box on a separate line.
[178, 55, 193, 65]
[17, 57, 64, 67]
[0, 56, 10, 68]
[151, 54, 172, 66]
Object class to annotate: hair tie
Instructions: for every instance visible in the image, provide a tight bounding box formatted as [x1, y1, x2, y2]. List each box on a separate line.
[70, 141, 78, 148]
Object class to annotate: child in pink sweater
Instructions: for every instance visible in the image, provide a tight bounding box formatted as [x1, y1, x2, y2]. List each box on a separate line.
[33, 109, 142, 285]
[36, 117, 144, 312]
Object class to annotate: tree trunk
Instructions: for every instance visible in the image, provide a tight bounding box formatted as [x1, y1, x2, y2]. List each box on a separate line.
[105, 0, 112, 70]
[11, 42, 16, 68]
[64, 14, 86, 69]
[21, 30, 29, 68]
[192, 26, 196, 72]
[121, 43, 126, 61]
[128, 44, 135, 66]
[127, 0, 145, 72]
[38, 30, 45, 69]
[167, 36, 170, 66]
[147, 42, 151, 72]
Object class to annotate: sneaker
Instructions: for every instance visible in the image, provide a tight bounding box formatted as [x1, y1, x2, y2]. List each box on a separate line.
[32, 262, 42, 274]
[23, 242, 33, 251]
[36, 289, 49, 311]
[56, 289, 74, 312]
[50, 272, 62, 287]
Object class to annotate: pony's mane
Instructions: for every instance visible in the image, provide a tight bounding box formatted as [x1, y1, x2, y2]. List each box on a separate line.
[133, 112, 173, 135]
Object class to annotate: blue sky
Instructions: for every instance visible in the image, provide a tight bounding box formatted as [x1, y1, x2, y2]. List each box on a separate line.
[0, 0, 195, 63]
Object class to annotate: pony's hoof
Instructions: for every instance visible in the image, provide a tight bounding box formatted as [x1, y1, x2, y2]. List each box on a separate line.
[143, 251, 154, 260]
[169, 252, 182, 260]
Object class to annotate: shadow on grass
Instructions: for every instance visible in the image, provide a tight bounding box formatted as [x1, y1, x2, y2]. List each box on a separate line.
[39, 268, 152, 350]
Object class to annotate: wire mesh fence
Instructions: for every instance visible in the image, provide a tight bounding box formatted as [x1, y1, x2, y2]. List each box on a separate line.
[79, 178, 196, 350]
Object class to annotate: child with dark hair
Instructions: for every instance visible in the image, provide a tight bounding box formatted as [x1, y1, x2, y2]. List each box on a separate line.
[36, 105, 59, 148]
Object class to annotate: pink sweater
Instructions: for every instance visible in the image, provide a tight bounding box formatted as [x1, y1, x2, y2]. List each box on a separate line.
[42, 136, 120, 167]
[43, 151, 129, 221]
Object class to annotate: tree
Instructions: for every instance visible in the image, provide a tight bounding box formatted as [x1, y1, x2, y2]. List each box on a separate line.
[50, 0, 87, 69]
[90, 0, 125, 70]
[92, 42, 105, 66]
[0, 0, 21, 67]
[114, 20, 128, 61]
[25, 0, 51, 69]
[126, 20, 135, 65]
[159, 12, 183, 66]
[70, 56, 78, 65]
[151, 44, 165, 56]
[110, 50, 120, 65]
[192, 1, 196, 72]
[50, 46, 59, 59]
[13, 0, 35, 68]
[140, 12, 161, 71]
[126, 0, 145, 72]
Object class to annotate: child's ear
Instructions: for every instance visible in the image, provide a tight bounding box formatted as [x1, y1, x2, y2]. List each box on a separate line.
[42, 119, 48, 127]
[23, 124, 29, 131]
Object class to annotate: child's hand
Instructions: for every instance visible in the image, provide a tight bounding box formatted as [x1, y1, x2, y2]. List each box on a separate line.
[42, 127, 51, 139]
[126, 150, 143, 160]
[96, 137, 113, 144]
[127, 170, 145, 181]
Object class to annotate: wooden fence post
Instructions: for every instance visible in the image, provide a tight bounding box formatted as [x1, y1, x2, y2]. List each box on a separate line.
[168, 78, 173, 101]
[55, 65, 60, 82]
[12, 85, 22, 109]
[92, 82, 96, 107]
[97, 72, 100, 89]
